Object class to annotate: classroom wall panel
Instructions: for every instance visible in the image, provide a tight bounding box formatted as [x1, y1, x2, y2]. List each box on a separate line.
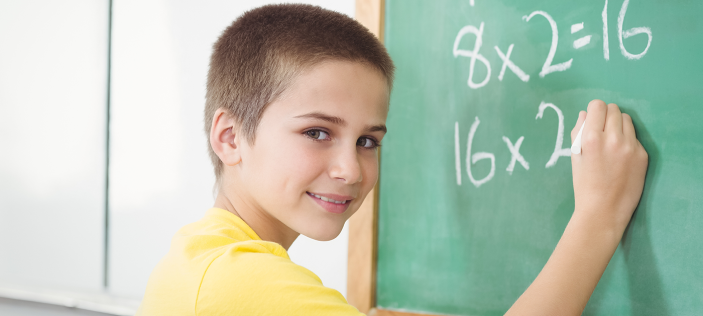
[108, 0, 355, 299]
[0, 0, 109, 291]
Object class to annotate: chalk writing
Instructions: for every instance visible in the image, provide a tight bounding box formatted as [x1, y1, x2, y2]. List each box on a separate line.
[454, 102, 571, 187]
[455, 122, 462, 186]
[452, 1, 652, 87]
[536, 102, 571, 168]
[495, 44, 530, 82]
[617, 0, 652, 60]
[503, 136, 529, 175]
[603, 1, 611, 60]
[452, 1, 652, 187]
[455, 117, 496, 187]
[453, 22, 491, 89]
[523, 11, 573, 77]
[572, 22, 592, 49]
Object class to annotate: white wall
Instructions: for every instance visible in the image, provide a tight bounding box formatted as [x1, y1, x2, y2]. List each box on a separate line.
[108, 0, 355, 299]
[0, 0, 109, 292]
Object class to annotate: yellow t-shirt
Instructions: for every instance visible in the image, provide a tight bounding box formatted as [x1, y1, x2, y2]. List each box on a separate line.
[137, 208, 363, 315]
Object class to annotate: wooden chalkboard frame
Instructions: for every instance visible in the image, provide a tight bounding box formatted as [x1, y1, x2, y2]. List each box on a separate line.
[348, 1, 435, 315]
[346, 0, 381, 313]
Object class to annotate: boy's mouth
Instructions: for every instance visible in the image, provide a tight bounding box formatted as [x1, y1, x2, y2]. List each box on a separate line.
[306, 191, 352, 214]
[307, 192, 348, 204]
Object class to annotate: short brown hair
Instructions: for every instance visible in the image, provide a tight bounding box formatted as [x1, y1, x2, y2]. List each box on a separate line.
[204, 4, 395, 180]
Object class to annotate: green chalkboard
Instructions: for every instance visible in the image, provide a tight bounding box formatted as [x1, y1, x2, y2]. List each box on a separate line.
[377, 0, 703, 315]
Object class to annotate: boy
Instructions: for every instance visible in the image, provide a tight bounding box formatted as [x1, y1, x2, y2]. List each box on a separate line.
[138, 4, 648, 316]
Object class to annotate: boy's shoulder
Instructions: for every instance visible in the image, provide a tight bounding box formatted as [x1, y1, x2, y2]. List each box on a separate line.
[138, 208, 291, 315]
[194, 238, 361, 316]
[139, 207, 362, 315]
[153, 207, 290, 277]
[138, 207, 362, 315]
[174, 208, 286, 256]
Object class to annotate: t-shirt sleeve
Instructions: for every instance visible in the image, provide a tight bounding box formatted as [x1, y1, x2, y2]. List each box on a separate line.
[195, 243, 365, 316]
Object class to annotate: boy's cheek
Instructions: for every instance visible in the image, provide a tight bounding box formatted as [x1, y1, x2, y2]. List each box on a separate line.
[257, 137, 314, 172]
[361, 155, 380, 187]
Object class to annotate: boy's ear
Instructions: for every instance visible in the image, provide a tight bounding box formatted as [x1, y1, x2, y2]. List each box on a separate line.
[210, 109, 242, 166]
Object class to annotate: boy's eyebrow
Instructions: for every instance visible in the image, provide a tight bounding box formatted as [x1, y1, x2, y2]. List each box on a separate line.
[367, 124, 387, 134]
[294, 112, 346, 125]
[294, 111, 387, 133]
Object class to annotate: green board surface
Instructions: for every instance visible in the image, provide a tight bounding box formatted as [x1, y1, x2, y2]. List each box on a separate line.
[377, 1, 703, 315]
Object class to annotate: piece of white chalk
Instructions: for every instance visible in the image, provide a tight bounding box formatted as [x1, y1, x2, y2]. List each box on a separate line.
[571, 118, 586, 154]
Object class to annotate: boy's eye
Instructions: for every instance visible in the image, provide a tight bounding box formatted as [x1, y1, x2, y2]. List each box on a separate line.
[357, 137, 378, 149]
[305, 129, 330, 140]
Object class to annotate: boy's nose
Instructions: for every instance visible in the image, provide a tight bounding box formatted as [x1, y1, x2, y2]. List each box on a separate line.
[329, 146, 363, 184]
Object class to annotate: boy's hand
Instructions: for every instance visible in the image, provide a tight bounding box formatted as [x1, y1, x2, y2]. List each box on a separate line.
[570, 99, 649, 233]
[506, 99, 649, 316]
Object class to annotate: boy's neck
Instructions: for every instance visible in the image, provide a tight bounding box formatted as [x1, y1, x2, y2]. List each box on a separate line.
[214, 191, 300, 250]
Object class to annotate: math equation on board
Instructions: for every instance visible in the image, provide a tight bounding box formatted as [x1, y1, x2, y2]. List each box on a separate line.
[452, 0, 652, 188]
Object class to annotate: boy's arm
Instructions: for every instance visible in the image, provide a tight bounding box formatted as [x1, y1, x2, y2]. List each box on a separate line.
[505, 100, 649, 316]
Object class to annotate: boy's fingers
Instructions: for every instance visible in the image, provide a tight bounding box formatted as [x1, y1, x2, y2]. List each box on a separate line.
[605, 103, 623, 134]
[586, 99, 607, 133]
[622, 113, 637, 140]
[571, 111, 587, 143]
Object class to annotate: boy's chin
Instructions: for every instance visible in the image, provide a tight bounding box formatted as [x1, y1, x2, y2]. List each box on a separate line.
[297, 223, 345, 242]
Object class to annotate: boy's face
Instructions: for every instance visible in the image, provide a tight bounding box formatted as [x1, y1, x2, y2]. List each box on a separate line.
[235, 61, 389, 241]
